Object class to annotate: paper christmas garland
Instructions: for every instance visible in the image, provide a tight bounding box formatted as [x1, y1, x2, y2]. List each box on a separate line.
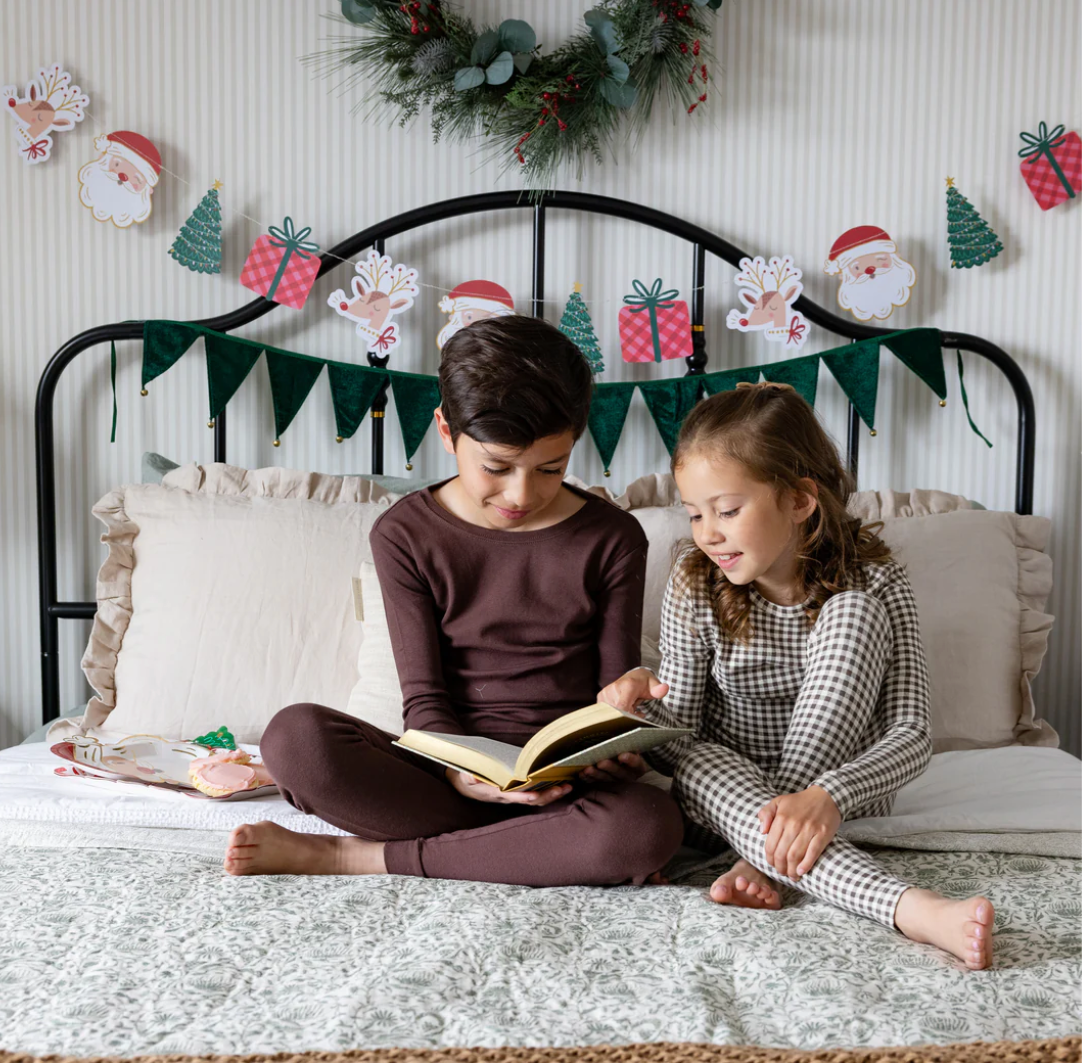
[1018, 122, 1081, 211]
[725, 256, 809, 348]
[170, 182, 223, 274]
[3, 63, 87, 164]
[945, 178, 1003, 269]
[328, 250, 420, 355]
[240, 217, 322, 309]
[137, 322, 986, 470]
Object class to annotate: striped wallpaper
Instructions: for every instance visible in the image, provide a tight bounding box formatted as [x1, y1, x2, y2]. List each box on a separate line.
[2, 0, 1079, 753]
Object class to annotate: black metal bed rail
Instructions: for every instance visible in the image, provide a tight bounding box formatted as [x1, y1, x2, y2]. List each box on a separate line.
[35, 191, 1036, 724]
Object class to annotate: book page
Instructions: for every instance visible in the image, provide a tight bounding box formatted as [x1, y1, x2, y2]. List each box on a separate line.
[410, 733, 523, 773]
[543, 726, 692, 770]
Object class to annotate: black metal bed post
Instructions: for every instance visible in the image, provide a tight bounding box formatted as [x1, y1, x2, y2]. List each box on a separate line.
[687, 243, 707, 376]
[367, 238, 389, 474]
[845, 336, 861, 481]
[532, 200, 546, 317]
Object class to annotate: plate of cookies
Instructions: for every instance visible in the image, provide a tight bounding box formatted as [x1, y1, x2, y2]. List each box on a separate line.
[50, 729, 277, 800]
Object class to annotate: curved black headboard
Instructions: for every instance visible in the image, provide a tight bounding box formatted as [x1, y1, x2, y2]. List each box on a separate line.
[34, 191, 1036, 723]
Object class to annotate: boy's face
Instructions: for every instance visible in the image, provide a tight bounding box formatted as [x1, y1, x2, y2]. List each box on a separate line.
[435, 409, 575, 530]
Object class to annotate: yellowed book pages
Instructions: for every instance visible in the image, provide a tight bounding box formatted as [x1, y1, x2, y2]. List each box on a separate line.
[394, 703, 691, 791]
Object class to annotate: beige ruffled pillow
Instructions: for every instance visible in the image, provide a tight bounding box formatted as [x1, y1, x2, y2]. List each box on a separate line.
[53, 466, 404, 745]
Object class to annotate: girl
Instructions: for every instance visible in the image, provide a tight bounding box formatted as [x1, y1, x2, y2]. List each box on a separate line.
[599, 382, 995, 969]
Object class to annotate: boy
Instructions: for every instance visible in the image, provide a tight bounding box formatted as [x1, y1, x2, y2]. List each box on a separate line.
[224, 316, 683, 886]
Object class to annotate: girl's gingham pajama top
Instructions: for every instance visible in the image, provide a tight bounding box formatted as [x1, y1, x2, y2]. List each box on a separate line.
[645, 559, 933, 927]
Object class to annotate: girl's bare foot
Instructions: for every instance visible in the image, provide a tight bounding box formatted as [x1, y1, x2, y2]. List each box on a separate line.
[708, 857, 782, 910]
[893, 887, 994, 970]
[223, 821, 386, 877]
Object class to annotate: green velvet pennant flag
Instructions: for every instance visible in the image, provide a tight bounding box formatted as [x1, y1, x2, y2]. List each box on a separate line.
[822, 340, 880, 431]
[761, 355, 820, 406]
[588, 382, 637, 471]
[638, 377, 704, 455]
[956, 351, 993, 448]
[882, 328, 946, 400]
[264, 350, 325, 440]
[204, 333, 263, 420]
[389, 373, 442, 465]
[142, 321, 202, 388]
[701, 367, 760, 396]
[326, 362, 387, 441]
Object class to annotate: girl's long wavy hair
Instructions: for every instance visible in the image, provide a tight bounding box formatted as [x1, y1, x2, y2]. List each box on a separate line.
[672, 382, 892, 643]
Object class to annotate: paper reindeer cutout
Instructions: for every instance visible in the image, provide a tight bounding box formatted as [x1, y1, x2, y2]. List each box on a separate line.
[726, 255, 809, 348]
[3, 64, 87, 164]
[329, 250, 420, 355]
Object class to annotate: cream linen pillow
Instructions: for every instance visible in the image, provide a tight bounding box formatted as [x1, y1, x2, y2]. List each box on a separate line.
[346, 476, 1056, 753]
[67, 477, 400, 744]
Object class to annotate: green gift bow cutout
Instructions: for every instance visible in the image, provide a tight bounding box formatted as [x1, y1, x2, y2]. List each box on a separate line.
[190, 726, 238, 751]
[264, 217, 321, 301]
[1018, 121, 1076, 199]
[623, 278, 681, 363]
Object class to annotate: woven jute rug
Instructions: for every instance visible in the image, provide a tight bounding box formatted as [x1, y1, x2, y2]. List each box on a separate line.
[1, 1037, 1078, 1063]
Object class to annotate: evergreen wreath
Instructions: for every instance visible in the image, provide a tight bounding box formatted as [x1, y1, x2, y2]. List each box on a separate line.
[309, 0, 722, 186]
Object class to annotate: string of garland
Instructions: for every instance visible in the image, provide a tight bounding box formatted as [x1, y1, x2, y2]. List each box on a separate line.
[305, 0, 722, 187]
[136, 322, 990, 471]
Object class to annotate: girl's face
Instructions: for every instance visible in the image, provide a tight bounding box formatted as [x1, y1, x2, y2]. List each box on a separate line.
[675, 453, 818, 605]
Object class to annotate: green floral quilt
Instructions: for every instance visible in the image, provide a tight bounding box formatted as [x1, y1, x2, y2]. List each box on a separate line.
[1, 841, 1078, 1058]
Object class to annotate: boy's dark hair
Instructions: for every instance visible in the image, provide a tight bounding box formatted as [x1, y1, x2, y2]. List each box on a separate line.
[438, 316, 592, 448]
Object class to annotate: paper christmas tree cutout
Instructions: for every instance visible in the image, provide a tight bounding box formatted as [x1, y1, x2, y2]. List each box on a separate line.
[945, 178, 1003, 269]
[170, 181, 223, 274]
[559, 283, 604, 373]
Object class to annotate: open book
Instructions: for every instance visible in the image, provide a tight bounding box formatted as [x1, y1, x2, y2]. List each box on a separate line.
[393, 702, 690, 791]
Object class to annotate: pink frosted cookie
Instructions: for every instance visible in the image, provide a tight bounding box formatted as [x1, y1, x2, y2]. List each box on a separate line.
[188, 749, 272, 797]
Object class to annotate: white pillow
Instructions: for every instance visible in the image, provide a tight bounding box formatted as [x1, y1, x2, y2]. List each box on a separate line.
[345, 560, 406, 736]
[69, 481, 397, 744]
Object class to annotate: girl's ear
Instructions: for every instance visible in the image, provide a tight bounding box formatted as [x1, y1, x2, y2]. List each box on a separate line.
[791, 478, 819, 522]
[433, 407, 456, 456]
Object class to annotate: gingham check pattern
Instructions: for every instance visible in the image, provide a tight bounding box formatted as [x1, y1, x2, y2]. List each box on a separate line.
[643, 560, 932, 927]
[1021, 131, 1082, 211]
[618, 302, 693, 363]
[240, 235, 322, 310]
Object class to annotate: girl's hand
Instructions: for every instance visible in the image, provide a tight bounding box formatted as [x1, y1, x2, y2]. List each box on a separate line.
[579, 751, 649, 784]
[446, 768, 572, 806]
[758, 785, 841, 879]
[598, 668, 670, 718]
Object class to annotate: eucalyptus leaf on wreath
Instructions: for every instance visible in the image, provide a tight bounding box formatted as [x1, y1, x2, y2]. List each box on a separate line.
[340, 0, 377, 24]
[585, 8, 619, 55]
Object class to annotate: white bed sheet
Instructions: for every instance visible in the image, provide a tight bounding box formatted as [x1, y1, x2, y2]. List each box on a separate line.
[0, 741, 1077, 841]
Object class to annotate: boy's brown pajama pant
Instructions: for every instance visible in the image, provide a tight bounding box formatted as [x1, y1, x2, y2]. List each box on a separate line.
[261, 703, 684, 887]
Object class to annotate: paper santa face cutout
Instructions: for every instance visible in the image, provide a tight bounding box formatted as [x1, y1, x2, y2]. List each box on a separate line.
[77, 131, 162, 227]
[328, 250, 420, 355]
[824, 225, 916, 322]
[437, 280, 516, 349]
[3, 64, 87, 164]
[725, 256, 809, 348]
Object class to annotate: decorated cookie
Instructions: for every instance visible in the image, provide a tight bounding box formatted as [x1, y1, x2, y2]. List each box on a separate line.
[188, 749, 272, 797]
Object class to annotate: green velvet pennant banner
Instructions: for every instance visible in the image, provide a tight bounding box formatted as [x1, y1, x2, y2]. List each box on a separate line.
[701, 367, 760, 396]
[588, 382, 637, 471]
[142, 321, 202, 388]
[326, 362, 388, 441]
[264, 350, 325, 440]
[761, 355, 819, 406]
[956, 351, 993, 448]
[389, 373, 442, 465]
[204, 333, 263, 420]
[882, 328, 946, 400]
[637, 377, 704, 455]
[822, 340, 880, 431]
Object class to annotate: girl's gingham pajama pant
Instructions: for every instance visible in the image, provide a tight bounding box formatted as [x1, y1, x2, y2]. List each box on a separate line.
[646, 561, 933, 927]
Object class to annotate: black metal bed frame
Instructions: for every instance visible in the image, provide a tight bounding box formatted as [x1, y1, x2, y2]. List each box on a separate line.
[35, 190, 1037, 725]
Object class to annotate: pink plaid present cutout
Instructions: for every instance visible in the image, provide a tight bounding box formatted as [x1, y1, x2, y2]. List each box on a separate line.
[1018, 123, 1081, 211]
[240, 217, 321, 310]
[619, 279, 693, 363]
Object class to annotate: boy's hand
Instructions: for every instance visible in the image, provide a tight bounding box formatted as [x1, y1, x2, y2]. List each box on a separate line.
[598, 668, 669, 717]
[579, 752, 649, 784]
[446, 768, 572, 806]
[757, 785, 841, 880]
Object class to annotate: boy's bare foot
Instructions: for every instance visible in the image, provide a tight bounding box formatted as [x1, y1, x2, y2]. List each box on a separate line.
[708, 858, 782, 910]
[893, 887, 994, 970]
[223, 821, 386, 877]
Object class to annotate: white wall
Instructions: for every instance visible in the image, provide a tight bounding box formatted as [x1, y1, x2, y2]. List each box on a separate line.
[2, 0, 1079, 752]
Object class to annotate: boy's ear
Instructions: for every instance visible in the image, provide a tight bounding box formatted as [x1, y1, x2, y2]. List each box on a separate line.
[433, 407, 456, 456]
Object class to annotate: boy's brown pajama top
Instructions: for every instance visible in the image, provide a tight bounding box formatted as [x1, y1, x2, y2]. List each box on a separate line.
[262, 482, 685, 886]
